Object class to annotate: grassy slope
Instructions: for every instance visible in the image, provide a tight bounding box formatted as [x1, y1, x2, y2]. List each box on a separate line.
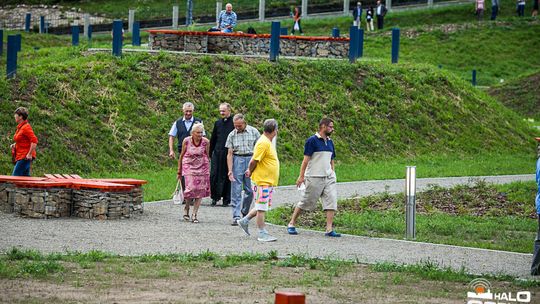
[0, 46, 535, 176]
[488, 71, 540, 120]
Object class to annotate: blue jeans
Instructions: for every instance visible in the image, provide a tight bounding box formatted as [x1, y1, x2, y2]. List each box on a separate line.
[12, 159, 32, 176]
[222, 28, 233, 33]
[231, 155, 253, 219]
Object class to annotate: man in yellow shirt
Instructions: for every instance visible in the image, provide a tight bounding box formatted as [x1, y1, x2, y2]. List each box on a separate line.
[237, 119, 279, 242]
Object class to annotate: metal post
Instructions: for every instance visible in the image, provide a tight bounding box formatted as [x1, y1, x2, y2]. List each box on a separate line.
[344, 0, 350, 15]
[84, 14, 90, 37]
[25, 13, 31, 32]
[0, 30, 3, 56]
[332, 28, 340, 37]
[358, 28, 364, 58]
[386, 0, 392, 11]
[128, 9, 135, 33]
[72, 25, 79, 46]
[472, 70, 477, 86]
[15, 34, 21, 52]
[391, 28, 400, 64]
[132, 21, 141, 46]
[216, 2, 222, 26]
[428, 0, 434, 7]
[270, 21, 281, 62]
[259, 0, 265, 22]
[186, 0, 193, 26]
[112, 20, 123, 57]
[302, 0, 308, 18]
[405, 166, 416, 240]
[39, 16, 45, 34]
[7, 35, 18, 79]
[348, 26, 358, 63]
[173, 5, 179, 29]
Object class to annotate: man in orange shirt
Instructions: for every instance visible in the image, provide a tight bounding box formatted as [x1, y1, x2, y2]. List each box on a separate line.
[11, 107, 38, 176]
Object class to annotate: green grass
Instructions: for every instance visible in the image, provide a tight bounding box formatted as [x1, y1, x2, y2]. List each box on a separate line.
[266, 181, 539, 253]
[0, 47, 534, 176]
[489, 70, 540, 120]
[110, 152, 535, 202]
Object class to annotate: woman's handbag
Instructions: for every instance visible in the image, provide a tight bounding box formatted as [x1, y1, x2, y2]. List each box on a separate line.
[11, 146, 16, 164]
[172, 180, 184, 205]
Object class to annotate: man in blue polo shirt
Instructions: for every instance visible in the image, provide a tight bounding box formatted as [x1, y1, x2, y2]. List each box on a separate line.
[286, 118, 341, 237]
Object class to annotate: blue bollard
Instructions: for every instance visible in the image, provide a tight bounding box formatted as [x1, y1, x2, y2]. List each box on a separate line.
[280, 27, 288, 36]
[472, 70, 477, 86]
[7, 35, 18, 79]
[15, 34, 22, 52]
[72, 25, 79, 46]
[270, 21, 281, 62]
[112, 20, 123, 57]
[348, 26, 359, 63]
[25, 13, 31, 32]
[358, 28, 364, 58]
[332, 28, 340, 38]
[40, 16, 45, 34]
[87, 24, 93, 40]
[0, 30, 3, 56]
[391, 28, 400, 64]
[132, 21, 141, 46]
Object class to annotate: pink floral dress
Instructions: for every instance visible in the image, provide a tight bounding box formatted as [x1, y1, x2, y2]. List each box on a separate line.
[181, 137, 211, 199]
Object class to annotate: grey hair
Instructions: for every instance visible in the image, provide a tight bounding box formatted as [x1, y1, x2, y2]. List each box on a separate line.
[263, 119, 278, 133]
[226, 3, 232, 8]
[219, 103, 232, 111]
[191, 122, 205, 134]
[233, 113, 245, 122]
[183, 102, 194, 110]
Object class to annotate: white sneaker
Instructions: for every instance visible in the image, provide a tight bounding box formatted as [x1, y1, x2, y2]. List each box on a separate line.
[257, 232, 277, 242]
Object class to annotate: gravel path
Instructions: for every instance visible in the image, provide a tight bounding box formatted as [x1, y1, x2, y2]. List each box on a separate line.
[0, 174, 536, 279]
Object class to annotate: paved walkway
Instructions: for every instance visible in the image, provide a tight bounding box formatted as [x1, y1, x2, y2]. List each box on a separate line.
[0, 174, 536, 279]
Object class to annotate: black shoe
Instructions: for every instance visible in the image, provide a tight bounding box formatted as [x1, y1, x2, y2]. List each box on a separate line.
[231, 218, 239, 226]
[222, 203, 230, 207]
[211, 199, 218, 206]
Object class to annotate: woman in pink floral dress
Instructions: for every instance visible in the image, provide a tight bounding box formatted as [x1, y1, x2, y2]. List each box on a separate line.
[178, 123, 210, 223]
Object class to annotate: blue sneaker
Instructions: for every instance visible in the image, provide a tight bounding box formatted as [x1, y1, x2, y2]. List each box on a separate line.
[325, 230, 341, 237]
[287, 226, 298, 235]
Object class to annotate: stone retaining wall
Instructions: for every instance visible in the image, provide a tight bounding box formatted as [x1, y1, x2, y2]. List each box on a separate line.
[73, 190, 132, 220]
[0, 183, 14, 213]
[149, 31, 350, 59]
[13, 188, 71, 219]
[0, 182, 144, 220]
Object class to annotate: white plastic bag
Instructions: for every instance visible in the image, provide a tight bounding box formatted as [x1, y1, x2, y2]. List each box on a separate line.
[172, 181, 184, 205]
[293, 21, 300, 31]
[297, 182, 306, 197]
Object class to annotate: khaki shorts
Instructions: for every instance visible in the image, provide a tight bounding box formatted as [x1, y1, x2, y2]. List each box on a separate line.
[297, 173, 337, 211]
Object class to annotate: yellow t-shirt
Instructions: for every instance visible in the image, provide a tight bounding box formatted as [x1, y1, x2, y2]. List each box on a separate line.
[251, 136, 280, 186]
